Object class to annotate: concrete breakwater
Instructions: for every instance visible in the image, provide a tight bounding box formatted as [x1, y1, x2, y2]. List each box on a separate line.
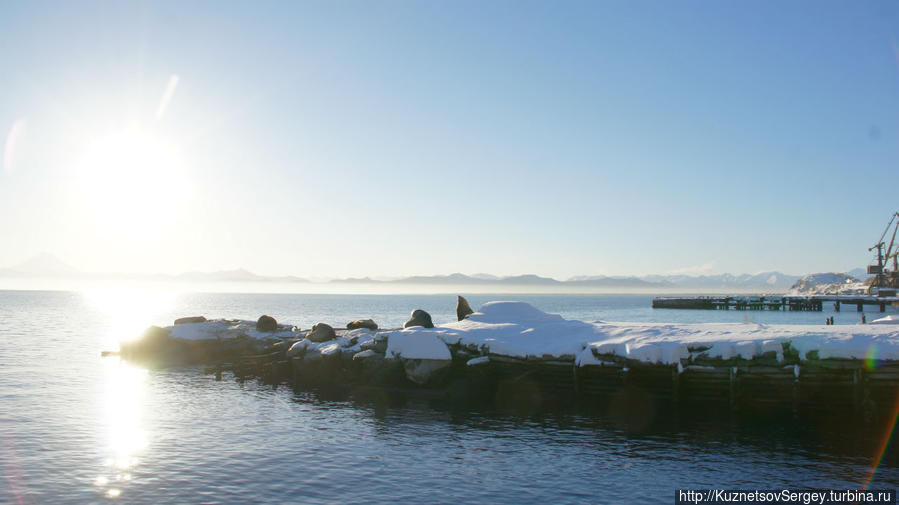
[116, 298, 899, 419]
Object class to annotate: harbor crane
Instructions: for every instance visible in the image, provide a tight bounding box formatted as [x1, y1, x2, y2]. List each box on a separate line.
[867, 211, 899, 293]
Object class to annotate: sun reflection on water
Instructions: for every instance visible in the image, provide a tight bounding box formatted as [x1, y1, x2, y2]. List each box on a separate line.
[93, 358, 148, 499]
[86, 286, 175, 499]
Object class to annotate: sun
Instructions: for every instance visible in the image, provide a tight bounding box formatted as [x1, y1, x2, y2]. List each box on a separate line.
[74, 129, 190, 239]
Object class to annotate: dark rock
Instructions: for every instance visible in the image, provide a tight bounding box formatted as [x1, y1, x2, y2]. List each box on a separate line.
[456, 296, 474, 321]
[404, 309, 434, 329]
[174, 316, 207, 325]
[307, 323, 336, 342]
[347, 318, 378, 330]
[256, 315, 278, 332]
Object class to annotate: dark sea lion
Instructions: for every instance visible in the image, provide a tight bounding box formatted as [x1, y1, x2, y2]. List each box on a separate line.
[456, 296, 474, 321]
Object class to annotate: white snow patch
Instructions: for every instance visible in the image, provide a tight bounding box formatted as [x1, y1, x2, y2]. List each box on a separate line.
[871, 315, 899, 325]
[286, 339, 309, 357]
[466, 356, 490, 366]
[575, 348, 601, 366]
[587, 321, 899, 364]
[385, 331, 451, 360]
[788, 272, 867, 295]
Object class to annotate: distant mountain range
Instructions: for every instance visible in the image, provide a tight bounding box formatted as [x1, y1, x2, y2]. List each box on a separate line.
[331, 271, 802, 290]
[174, 269, 308, 283]
[1, 252, 81, 277]
[0, 253, 836, 292]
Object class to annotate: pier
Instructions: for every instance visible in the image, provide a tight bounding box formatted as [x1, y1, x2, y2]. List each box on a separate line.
[652, 295, 899, 312]
[118, 322, 899, 420]
[115, 301, 899, 421]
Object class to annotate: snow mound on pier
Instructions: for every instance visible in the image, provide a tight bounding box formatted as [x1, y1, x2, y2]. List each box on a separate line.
[155, 301, 899, 367]
[469, 301, 566, 324]
[389, 301, 899, 365]
[583, 322, 899, 364]
[384, 301, 605, 359]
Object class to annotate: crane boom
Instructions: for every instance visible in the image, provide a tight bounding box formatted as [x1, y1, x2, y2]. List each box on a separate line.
[878, 212, 899, 242]
[875, 212, 899, 249]
[885, 217, 899, 268]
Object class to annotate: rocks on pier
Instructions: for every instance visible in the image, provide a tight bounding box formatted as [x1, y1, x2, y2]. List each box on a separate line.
[404, 309, 434, 328]
[347, 319, 378, 330]
[307, 323, 337, 342]
[256, 315, 278, 332]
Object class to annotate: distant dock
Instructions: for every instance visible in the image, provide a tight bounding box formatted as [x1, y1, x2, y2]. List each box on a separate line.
[652, 295, 899, 312]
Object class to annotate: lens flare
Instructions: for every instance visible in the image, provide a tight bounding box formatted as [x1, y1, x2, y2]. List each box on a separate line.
[156, 74, 180, 120]
[864, 389, 899, 488]
[865, 344, 879, 371]
[3, 118, 26, 174]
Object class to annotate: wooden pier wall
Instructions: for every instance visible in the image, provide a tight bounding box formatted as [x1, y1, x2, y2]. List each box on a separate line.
[652, 295, 898, 312]
[218, 345, 899, 420]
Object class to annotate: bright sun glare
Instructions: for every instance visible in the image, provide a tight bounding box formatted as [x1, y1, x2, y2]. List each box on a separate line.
[85, 286, 176, 346]
[75, 130, 189, 239]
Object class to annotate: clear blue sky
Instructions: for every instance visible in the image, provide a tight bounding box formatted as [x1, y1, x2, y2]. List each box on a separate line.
[1, 1, 898, 279]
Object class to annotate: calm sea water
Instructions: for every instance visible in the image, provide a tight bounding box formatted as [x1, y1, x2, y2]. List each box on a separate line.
[1, 289, 897, 504]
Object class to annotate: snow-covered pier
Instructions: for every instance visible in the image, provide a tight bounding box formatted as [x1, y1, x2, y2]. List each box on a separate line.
[653, 295, 899, 312]
[117, 301, 899, 417]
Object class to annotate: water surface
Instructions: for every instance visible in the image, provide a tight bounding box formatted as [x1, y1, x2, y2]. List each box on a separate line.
[1, 290, 896, 504]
